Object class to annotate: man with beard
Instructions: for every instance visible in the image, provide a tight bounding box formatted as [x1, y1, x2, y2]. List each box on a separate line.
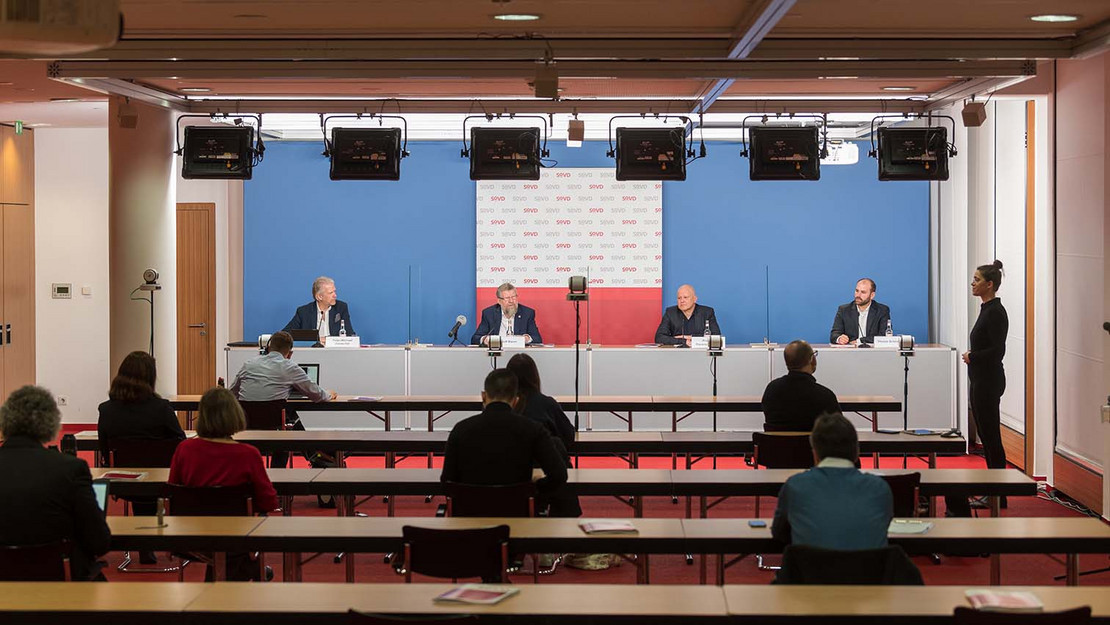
[830, 278, 891, 345]
[471, 282, 543, 345]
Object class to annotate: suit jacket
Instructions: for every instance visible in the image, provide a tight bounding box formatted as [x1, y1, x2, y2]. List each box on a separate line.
[761, 370, 841, 432]
[829, 301, 891, 344]
[771, 461, 893, 551]
[655, 304, 721, 345]
[283, 300, 355, 337]
[470, 304, 542, 345]
[440, 402, 567, 493]
[0, 436, 112, 580]
[97, 395, 186, 461]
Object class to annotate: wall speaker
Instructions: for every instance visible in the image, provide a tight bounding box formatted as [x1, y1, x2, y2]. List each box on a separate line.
[961, 102, 987, 128]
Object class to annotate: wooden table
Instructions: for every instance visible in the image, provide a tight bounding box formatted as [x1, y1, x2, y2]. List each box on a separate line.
[77, 428, 963, 469]
[169, 394, 901, 433]
[93, 467, 1036, 519]
[106, 516, 1110, 586]
[2, 583, 1109, 624]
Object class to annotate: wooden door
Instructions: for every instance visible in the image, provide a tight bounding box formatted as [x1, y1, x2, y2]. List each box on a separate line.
[176, 203, 216, 395]
[2, 203, 35, 396]
[0, 125, 33, 205]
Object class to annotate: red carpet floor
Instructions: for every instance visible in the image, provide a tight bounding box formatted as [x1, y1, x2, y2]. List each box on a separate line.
[94, 449, 1110, 587]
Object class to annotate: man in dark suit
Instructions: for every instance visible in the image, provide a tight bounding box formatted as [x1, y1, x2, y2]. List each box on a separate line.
[441, 369, 567, 493]
[470, 282, 543, 345]
[0, 386, 111, 581]
[655, 284, 721, 346]
[772, 413, 893, 551]
[283, 276, 356, 341]
[762, 340, 841, 431]
[830, 278, 891, 345]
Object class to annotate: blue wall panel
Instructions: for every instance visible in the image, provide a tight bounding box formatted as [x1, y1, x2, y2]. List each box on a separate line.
[244, 140, 928, 345]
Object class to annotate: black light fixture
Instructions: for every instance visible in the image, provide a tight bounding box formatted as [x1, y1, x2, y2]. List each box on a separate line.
[320, 113, 410, 181]
[740, 113, 827, 182]
[461, 113, 550, 180]
[868, 114, 956, 181]
[176, 113, 264, 180]
[606, 114, 700, 182]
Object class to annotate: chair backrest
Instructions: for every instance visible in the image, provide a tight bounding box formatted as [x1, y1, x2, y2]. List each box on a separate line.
[775, 544, 923, 585]
[164, 483, 254, 516]
[0, 542, 68, 581]
[953, 607, 1092, 625]
[880, 472, 921, 517]
[347, 613, 479, 625]
[240, 400, 287, 431]
[752, 432, 815, 469]
[444, 481, 536, 518]
[402, 524, 509, 582]
[107, 436, 182, 468]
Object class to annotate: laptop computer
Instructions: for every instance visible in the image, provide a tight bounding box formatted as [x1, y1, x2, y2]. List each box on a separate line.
[91, 478, 110, 518]
[289, 363, 320, 400]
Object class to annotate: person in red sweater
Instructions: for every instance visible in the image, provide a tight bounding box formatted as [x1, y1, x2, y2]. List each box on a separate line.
[169, 386, 277, 580]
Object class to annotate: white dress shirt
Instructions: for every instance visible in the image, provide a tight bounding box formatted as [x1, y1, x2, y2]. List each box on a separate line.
[498, 310, 515, 336]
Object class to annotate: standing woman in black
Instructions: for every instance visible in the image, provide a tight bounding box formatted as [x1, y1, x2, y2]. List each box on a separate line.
[947, 260, 1009, 517]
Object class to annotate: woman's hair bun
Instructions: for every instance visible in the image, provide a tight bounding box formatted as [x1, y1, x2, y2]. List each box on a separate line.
[992, 259, 1003, 270]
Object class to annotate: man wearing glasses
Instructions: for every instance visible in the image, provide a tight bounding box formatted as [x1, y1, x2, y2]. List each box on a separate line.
[761, 340, 841, 432]
[471, 282, 543, 346]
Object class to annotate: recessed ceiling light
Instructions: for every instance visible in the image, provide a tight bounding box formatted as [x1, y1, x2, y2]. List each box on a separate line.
[180, 87, 212, 93]
[881, 86, 917, 91]
[1030, 14, 1079, 22]
[233, 13, 266, 18]
[49, 97, 80, 102]
[494, 13, 541, 21]
[28, 123, 52, 127]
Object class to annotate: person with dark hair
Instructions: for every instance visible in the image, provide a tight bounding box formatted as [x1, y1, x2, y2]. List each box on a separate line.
[98, 351, 185, 461]
[169, 387, 277, 581]
[441, 369, 567, 495]
[655, 284, 721, 346]
[505, 353, 581, 518]
[505, 353, 575, 447]
[97, 351, 185, 564]
[230, 330, 336, 479]
[771, 413, 893, 550]
[947, 260, 1009, 517]
[471, 282, 543, 345]
[0, 385, 111, 580]
[830, 278, 892, 345]
[762, 340, 841, 431]
[283, 276, 356, 341]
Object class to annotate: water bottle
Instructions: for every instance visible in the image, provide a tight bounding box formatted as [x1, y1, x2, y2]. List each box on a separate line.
[704, 320, 711, 337]
[886, 319, 893, 336]
[339, 319, 347, 337]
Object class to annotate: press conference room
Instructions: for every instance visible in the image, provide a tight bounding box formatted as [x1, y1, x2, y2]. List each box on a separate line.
[0, 0, 1109, 622]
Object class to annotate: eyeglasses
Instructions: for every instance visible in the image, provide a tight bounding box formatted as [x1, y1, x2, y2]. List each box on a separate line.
[497, 294, 519, 301]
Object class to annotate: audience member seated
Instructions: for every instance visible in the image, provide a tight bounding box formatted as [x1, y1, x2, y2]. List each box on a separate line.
[98, 351, 185, 564]
[505, 353, 581, 518]
[771, 413, 892, 550]
[0, 385, 111, 581]
[762, 340, 841, 431]
[169, 387, 278, 581]
[441, 368, 567, 497]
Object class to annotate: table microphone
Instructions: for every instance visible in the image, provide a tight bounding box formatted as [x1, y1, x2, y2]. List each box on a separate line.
[448, 315, 467, 339]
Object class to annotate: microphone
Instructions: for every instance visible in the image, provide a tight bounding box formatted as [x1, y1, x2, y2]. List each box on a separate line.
[448, 314, 467, 339]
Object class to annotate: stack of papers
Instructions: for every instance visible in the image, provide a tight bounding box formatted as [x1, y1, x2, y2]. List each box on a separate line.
[887, 519, 933, 535]
[101, 471, 146, 480]
[579, 519, 638, 534]
[965, 589, 1044, 612]
[434, 584, 520, 605]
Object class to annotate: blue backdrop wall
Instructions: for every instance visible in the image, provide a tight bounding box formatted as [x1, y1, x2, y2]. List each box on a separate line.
[244, 140, 929, 345]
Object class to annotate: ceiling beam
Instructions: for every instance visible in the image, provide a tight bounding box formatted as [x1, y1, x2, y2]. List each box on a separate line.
[48, 59, 1035, 80]
[14, 36, 1074, 63]
[51, 76, 189, 111]
[1071, 18, 1110, 59]
[177, 97, 925, 115]
[698, 0, 797, 113]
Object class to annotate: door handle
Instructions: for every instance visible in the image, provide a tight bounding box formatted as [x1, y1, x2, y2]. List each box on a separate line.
[6, 324, 10, 345]
[187, 323, 206, 328]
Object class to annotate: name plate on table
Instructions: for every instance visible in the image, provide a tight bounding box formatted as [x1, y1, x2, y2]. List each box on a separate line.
[872, 335, 911, 349]
[501, 335, 526, 350]
[689, 336, 726, 350]
[324, 336, 360, 348]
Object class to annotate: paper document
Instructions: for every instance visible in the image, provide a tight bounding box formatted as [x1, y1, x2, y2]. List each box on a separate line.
[348, 396, 382, 402]
[965, 589, 1043, 612]
[887, 519, 933, 534]
[101, 471, 147, 480]
[434, 584, 520, 605]
[579, 519, 638, 534]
